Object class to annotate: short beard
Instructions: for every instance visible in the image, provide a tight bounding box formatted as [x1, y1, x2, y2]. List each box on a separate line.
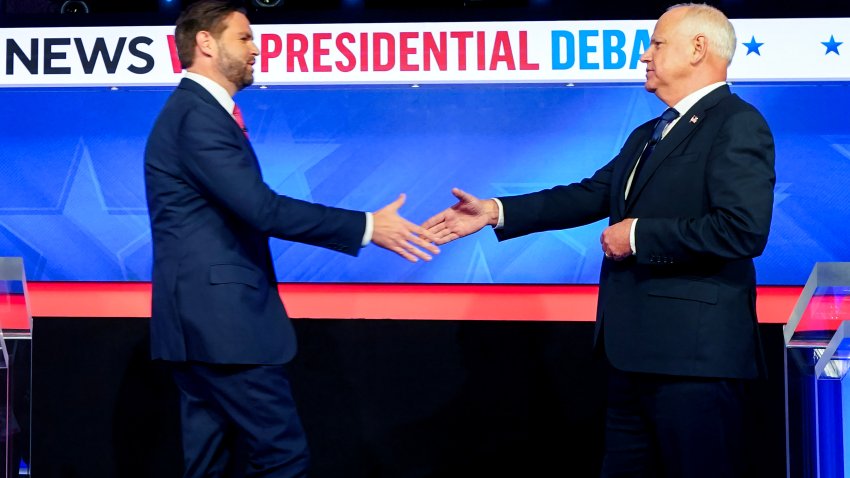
[218, 45, 253, 92]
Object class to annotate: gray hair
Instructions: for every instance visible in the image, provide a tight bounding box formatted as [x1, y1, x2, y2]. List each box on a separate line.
[668, 3, 737, 65]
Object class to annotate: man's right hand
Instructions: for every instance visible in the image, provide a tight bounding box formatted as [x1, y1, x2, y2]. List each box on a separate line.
[422, 188, 499, 245]
[372, 194, 440, 262]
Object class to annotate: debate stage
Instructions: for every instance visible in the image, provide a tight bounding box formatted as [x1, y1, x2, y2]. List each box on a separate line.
[27, 283, 793, 477]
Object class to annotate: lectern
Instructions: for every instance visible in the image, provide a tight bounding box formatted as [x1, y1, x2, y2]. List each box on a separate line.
[786, 262, 850, 477]
[0, 258, 31, 477]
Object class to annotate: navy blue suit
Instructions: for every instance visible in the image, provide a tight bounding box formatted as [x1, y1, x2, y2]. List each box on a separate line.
[145, 78, 365, 477]
[496, 85, 775, 477]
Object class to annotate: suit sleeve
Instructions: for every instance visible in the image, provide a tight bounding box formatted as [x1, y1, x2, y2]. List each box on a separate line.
[177, 105, 365, 255]
[634, 108, 775, 263]
[495, 155, 616, 241]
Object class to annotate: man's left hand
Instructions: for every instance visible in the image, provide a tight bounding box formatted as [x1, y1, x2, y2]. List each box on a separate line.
[600, 218, 635, 261]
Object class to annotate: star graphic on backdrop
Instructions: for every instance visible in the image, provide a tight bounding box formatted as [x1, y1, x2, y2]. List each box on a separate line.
[464, 242, 494, 283]
[248, 104, 344, 202]
[822, 35, 842, 55]
[743, 36, 764, 56]
[492, 182, 594, 256]
[248, 106, 359, 272]
[257, 143, 341, 201]
[774, 183, 791, 207]
[829, 136, 850, 160]
[0, 139, 150, 280]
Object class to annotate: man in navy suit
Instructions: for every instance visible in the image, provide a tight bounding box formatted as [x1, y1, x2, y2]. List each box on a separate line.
[424, 4, 774, 477]
[144, 2, 439, 476]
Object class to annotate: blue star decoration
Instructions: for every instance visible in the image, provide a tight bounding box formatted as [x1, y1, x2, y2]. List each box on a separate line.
[0, 139, 151, 280]
[822, 35, 842, 55]
[743, 36, 764, 56]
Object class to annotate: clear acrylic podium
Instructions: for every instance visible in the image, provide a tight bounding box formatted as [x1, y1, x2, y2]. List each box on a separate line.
[786, 262, 850, 477]
[0, 258, 31, 477]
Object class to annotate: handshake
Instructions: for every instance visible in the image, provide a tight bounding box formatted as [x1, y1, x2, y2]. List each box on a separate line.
[374, 187, 632, 263]
[372, 187, 500, 263]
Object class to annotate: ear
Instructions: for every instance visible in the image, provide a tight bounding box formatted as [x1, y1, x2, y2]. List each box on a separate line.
[692, 34, 708, 64]
[195, 30, 216, 58]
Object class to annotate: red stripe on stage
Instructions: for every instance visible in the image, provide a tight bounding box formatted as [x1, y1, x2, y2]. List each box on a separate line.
[0, 294, 30, 329]
[25, 282, 800, 323]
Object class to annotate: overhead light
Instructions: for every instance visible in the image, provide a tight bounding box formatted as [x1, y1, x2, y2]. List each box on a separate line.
[60, 1, 90, 14]
[253, 0, 284, 7]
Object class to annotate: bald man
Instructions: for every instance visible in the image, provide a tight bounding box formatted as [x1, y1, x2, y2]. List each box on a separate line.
[424, 4, 774, 477]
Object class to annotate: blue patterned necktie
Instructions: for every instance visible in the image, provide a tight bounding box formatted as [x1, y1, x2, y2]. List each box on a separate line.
[628, 107, 679, 199]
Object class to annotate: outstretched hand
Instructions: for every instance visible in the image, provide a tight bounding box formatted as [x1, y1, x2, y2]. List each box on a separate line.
[421, 188, 499, 245]
[372, 194, 440, 262]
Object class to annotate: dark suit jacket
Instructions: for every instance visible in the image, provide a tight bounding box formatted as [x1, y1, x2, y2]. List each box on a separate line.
[145, 78, 365, 365]
[497, 85, 775, 379]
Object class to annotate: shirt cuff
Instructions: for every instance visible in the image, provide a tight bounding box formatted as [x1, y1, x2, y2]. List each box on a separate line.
[362, 212, 373, 246]
[629, 218, 638, 255]
[493, 197, 505, 229]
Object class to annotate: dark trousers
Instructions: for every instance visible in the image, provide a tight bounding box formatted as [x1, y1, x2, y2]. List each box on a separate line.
[171, 363, 310, 478]
[600, 361, 747, 478]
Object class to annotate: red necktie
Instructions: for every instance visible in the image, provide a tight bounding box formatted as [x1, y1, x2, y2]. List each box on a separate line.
[233, 104, 249, 139]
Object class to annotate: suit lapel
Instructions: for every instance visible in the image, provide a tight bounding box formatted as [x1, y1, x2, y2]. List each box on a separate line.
[624, 85, 731, 213]
[178, 78, 260, 171]
[614, 125, 652, 218]
[178, 78, 251, 146]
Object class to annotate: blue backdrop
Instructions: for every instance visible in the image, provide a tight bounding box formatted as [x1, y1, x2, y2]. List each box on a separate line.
[0, 83, 846, 284]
